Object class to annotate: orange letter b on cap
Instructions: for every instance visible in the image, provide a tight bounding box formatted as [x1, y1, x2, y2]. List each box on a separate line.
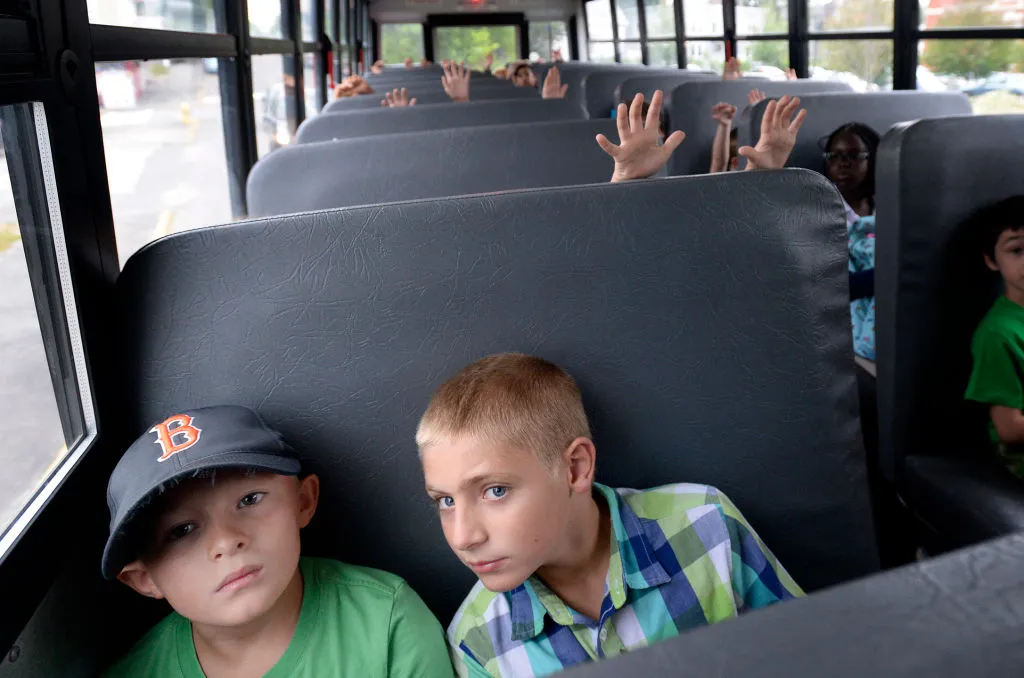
[152, 415, 202, 462]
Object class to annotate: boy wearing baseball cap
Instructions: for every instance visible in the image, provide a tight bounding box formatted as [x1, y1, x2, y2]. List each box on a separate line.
[102, 405, 454, 678]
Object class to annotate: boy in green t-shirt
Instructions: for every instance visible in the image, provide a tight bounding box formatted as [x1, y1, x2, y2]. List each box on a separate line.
[101, 405, 454, 678]
[965, 196, 1024, 477]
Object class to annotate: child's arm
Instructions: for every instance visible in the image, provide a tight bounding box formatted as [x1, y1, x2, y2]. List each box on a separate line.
[596, 89, 686, 183]
[990, 406, 1024, 444]
[387, 582, 459, 677]
[709, 103, 735, 173]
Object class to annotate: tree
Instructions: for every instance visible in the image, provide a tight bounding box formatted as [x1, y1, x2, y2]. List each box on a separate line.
[817, 0, 894, 87]
[434, 26, 519, 70]
[748, 12, 788, 69]
[380, 23, 425, 64]
[922, 5, 1021, 79]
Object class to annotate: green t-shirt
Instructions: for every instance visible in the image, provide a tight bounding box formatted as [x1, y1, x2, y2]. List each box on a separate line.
[965, 296, 1024, 473]
[102, 557, 454, 678]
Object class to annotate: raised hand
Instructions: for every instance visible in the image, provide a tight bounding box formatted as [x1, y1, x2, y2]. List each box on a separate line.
[382, 88, 417, 108]
[747, 88, 766, 106]
[442, 61, 470, 102]
[542, 66, 568, 99]
[483, 51, 494, 72]
[596, 90, 686, 183]
[722, 57, 741, 81]
[785, 68, 798, 80]
[738, 95, 807, 171]
[711, 102, 737, 125]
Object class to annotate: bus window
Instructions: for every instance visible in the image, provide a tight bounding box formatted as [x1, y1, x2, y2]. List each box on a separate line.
[249, 0, 286, 38]
[736, 0, 788, 36]
[529, 21, 568, 62]
[586, 0, 614, 41]
[686, 40, 726, 72]
[620, 42, 643, 64]
[301, 0, 317, 41]
[740, 40, 790, 75]
[590, 42, 616, 62]
[95, 59, 232, 266]
[648, 41, 678, 67]
[809, 40, 894, 91]
[380, 24, 426, 64]
[617, 0, 642, 40]
[253, 55, 301, 156]
[684, 0, 724, 37]
[434, 26, 519, 70]
[644, 0, 677, 39]
[809, 0, 893, 32]
[0, 104, 87, 547]
[919, 41, 1023, 114]
[85, 0, 216, 31]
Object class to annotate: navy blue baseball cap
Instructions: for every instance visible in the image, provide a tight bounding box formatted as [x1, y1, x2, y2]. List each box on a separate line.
[101, 405, 301, 580]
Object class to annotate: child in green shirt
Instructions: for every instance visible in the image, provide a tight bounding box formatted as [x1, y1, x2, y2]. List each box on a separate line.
[965, 196, 1024, 477]
[101, 405, 454, 678]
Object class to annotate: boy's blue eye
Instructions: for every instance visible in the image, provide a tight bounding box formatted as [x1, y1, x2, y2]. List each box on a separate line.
[437, 496, 455, 510]
[167, 522, 196, 543]
[484, 486, 508, 500]
[239, 492, 266, 508]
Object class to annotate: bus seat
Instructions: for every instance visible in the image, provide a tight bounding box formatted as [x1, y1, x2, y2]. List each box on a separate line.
[296, 99, 586, 144]
[119, 170, 879, 623]
[613, 71, 718, 117]
[322, 84, 538, 114]
[740, 91, 972, 173]
[247, 119, 618, 216]
[666, 80, 853, 176]
[580, 68, 675, 117]
[576, 532, 1024, 677]
[875, 114, 1024, 553]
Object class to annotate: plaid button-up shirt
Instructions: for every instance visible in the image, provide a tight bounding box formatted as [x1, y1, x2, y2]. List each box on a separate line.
[448, 482, 803, 677]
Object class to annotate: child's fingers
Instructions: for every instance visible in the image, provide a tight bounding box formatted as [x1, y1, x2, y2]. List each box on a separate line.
[646, 90, 664, 130]
[629, 92, 645, 134]
[596, 133, 619, 156]
[788, 108, 807, 134]
[662, 130, 686, 154]
[615, 102, 629, 140]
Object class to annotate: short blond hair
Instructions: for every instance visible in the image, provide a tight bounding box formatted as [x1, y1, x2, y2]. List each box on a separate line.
[416, 353, 591, 465]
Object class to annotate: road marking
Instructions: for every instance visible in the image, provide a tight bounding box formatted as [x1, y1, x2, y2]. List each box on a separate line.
[153, 210, 176, 239]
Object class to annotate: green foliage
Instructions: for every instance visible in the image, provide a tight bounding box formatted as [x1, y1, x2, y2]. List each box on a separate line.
[748, 11, 788, 69]
[817, 0, 894, 86]
[922, 6, 1023, 78]
[434, 26, 519, 70]
[380, 23, 425, 64]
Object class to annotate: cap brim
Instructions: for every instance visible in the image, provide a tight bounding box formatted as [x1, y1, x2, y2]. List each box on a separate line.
[101, 454, 300, 579]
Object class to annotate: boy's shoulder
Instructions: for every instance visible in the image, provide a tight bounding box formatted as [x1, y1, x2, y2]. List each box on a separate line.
[303, 556, 411, 602]
[613, 482, 733, 522]
[973, 297, 1024, 346]
[102, 611, 187, 678]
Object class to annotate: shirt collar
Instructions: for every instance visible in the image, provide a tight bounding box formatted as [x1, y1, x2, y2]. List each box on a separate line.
[506, 483, 671, 641]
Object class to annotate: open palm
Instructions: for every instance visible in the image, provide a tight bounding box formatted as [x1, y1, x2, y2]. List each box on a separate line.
[597, 90, 686, 182]
[739, 95, 806, 171]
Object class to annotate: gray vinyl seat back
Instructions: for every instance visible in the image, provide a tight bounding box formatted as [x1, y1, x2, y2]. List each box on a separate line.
[875, 115, 1024, 482]
[667, 80, 853, 175]
[247, 119, 618, 216]
[615, 72, 715, 108]
[296, 99, 587, 143]
[323, 90, 453, 112]
[742, 91, 973, 174]
[581, 68, 675, 117]
[120, 170, 879, 622]
[536, 62, 642, 110]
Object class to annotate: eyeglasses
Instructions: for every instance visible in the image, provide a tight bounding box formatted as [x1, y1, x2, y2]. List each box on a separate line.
[824, 151, 871, 164]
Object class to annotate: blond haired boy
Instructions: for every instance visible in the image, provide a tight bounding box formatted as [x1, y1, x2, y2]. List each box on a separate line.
[418, 354, 802, 677]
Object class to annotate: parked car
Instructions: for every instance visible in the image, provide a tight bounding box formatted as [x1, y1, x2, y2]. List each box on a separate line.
[963, 72, 1024, 97]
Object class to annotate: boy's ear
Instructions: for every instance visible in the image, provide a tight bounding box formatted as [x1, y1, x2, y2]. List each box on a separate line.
[296, 474, 320, 528]
[117, 561, 165, 600]
[985, 253, 1000, 272]
[563, 438, 597, 495]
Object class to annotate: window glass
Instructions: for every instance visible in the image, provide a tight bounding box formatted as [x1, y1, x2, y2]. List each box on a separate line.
[249, 0, 285, 38]
[86, 0, 215, 31]
[529, 21, 569, 61]
[96, 60, 232, 265]
[301, 0, 316, 41]
[327, 0, 336, 41]
[686, 40, 725, 72]
[617, 0, 642, 39]
[740, 39, 789, 73]
[619, 42, 643, 63]
[304, 53, 320, 119]
[919, 39, 1024, 114]
[381, 23, 426, 64]
[434, 26, 519, 70]
[736, 0, 788, 35]
[684, 0, 724, 37]
[648, 40, 678, 66]
[645, 0, 677, 38]
[920, 0, 1024, 30]
[590, 42, 617, 62]
[809, 40, 894, 90]
[587, 0, 614, 40]
[253, 55, 299, 157]
[0, 104, 82, 542]
[809, 0, 893, 32]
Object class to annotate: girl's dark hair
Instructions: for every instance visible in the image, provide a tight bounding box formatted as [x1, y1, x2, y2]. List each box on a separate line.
[821, 122, 881, 206]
